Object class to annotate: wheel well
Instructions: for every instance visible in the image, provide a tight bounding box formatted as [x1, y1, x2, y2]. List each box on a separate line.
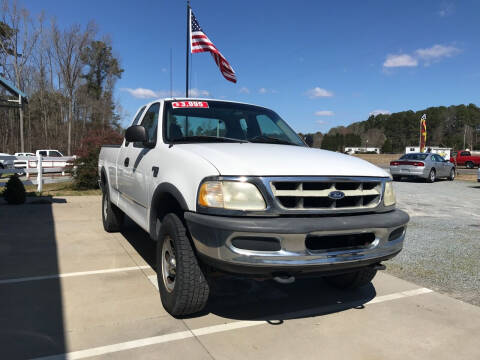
[100, 168, 107, 191]
[149, 185, 188, 241]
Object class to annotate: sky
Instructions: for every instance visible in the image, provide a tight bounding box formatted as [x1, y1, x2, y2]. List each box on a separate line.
[22, 0, 480, 133]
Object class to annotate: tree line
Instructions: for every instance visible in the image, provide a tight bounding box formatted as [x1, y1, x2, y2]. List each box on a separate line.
[302, 103, 480, 153]
[0, 0, 124, 155]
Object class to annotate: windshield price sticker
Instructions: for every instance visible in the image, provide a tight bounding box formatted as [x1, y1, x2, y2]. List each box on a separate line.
[172, 101, 209, 109]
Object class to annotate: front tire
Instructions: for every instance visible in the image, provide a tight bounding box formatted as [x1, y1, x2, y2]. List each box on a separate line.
[102, 187, 124, 232]
[448, 168, 455, 181]
[466, 161, 474, 169]
[157, 213, 209, 317]
[427, 169, 436, 183]
[324, 267, 377, 289]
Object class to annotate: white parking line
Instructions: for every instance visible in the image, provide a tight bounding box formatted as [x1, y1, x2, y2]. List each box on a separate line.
[0, 265, 150, 285]
[33, 287, 433, 360]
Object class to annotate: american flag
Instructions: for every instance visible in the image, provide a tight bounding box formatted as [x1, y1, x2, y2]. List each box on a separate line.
[190, 10, 237, 83]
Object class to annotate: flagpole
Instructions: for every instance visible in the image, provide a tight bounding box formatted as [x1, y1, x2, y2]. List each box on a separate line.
[185, 0, 190, 98]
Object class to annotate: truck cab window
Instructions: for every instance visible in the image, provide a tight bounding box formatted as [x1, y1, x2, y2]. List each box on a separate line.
[126, 106, 146, 146]
[135, 103, 160, 147]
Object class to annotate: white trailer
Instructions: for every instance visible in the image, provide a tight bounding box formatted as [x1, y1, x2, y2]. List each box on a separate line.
[405, 146, 452, 160]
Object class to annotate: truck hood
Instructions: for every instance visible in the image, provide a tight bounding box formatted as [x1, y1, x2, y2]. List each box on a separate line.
[176, 143, 390, 177]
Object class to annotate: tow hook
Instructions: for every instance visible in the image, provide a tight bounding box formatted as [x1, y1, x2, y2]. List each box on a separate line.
[371, 263, 386, 271]
[273, 274, 295, 284]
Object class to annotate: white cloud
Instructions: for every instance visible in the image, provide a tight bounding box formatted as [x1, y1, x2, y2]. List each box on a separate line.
[314, 110, 334, 116]
[369, 109, 391, 117]
[438, 2, 454, 17]
[258, 87, 267, 94]
[383, 44, 460, 69]
[189, 88, 210, 97]
[121, 88, 158, 99]
[121, 87, 207, 99]
[239, 87, 250, 94]
[383, 54, 418, 68]
[306, 87, 334, 98]
[415, 44, 460, 62]
[315, 119, 327, 125]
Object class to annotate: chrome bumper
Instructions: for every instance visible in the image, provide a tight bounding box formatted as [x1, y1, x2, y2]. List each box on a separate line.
[185, 210, 409, 275]
[390, 166, 428, 178]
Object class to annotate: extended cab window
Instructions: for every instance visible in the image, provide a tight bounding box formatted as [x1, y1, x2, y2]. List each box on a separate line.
[50, 151, 62, 157]
[460, 151, 470, 156]
[163, 100, 304, 146]
[135, 103, 160, 147]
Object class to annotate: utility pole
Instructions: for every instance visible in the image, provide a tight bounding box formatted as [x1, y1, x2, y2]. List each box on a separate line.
[185, 0, 191, 98]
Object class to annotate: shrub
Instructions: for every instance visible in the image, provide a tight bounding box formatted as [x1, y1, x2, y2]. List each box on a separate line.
[3, 175, 26, 204]
[73, 128, 123, 190]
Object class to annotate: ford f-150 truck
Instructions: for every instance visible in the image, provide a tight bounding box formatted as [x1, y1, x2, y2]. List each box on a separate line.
[450, 150, 480, 168]
[98, 98, 409, 316]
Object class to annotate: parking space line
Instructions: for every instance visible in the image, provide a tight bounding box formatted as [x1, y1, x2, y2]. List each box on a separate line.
[0, 265, 150, 285]
[32, 287, 433, 360]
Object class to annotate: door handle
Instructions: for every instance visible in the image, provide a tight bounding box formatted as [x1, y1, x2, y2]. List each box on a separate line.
[124, 157, 130, 167]
[152, 166, 159, 177]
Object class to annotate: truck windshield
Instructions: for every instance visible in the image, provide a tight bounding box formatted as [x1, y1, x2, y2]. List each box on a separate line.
[163, 100, 305, 146]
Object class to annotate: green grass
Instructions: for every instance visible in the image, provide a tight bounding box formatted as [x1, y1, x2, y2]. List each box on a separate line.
[24, 181, 101, 196]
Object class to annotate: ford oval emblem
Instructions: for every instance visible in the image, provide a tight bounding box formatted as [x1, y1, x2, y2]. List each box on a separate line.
[328, 191, 345, 200]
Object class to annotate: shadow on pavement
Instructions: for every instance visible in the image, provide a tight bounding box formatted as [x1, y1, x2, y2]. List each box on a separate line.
[0, 201, 66, 359]
[120, 219, 376, 322]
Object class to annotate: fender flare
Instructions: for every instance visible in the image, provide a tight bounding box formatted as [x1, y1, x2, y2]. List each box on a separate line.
[99, 167, 107, 191]
[149, 183, 189, 240]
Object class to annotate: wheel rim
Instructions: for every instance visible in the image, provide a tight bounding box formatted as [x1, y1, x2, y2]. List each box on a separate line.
[161, 236, 177, 293]
[103, 194, 108, 219]
[430, 171, 435, 181]
[451, 170, 455, 179]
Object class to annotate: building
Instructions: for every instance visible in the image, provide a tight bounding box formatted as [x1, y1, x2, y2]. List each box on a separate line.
[405, 146, 452, 160]
[344, 147, 380, 154]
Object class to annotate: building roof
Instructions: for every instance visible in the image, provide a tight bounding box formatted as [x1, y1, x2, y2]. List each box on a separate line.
[0, 75, 28, 102]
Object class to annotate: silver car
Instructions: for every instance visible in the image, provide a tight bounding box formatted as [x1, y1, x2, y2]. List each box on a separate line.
[390, 153, 455, 182]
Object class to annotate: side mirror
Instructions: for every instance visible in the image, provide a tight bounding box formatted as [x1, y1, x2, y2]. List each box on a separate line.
[125, 125, 147, 143]
[304, 135, 314, 147]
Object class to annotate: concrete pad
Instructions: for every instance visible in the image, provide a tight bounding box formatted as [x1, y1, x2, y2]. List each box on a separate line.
[194, 290, 480, 360]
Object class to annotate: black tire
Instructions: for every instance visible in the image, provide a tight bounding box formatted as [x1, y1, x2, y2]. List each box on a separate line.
[156, 213, 209, 317]
[324, 267, 377, 289]
[427, 169, 436, 183]
[102, 186, 124, 232]
[466, 161, 474, 169]
[448, 168, 455, 181]
[392, 175, 401, 181]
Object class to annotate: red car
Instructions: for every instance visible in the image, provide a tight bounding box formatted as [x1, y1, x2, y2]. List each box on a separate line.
[450, 150, 480, 168]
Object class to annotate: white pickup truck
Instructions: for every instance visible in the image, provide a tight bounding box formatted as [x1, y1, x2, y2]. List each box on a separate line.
[99, 98, 409, 316]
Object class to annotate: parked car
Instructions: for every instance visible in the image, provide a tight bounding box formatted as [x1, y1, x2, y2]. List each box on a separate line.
[390, 153, 455, 182]
[0, 153, 15, 170]
[99, 98, 409, 317]
[450, 150, 480, 168]
[36, 149, 64, 157]
[14, 152, 35, 169]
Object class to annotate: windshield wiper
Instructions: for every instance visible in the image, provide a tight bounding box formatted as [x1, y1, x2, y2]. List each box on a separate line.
[170, 135, 248, 144]
[249, 135, 299, 146]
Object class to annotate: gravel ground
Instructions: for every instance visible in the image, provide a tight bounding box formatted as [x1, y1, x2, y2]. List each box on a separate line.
[387, 179, 480, 305]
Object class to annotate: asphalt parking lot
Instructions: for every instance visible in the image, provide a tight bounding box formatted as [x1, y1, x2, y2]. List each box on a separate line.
[1, 182, 479, 360]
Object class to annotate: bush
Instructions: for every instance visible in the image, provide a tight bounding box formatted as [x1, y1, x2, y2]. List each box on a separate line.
[3, 175, 26, 204]
[73, 128, 123, 190]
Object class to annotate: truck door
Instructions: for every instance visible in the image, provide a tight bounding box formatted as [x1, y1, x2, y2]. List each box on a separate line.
[118, 102, 160, 226]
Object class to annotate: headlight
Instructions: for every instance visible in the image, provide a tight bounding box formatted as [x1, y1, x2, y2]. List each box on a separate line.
[198, 180, 266, 211]
[383, 181, 396, 206]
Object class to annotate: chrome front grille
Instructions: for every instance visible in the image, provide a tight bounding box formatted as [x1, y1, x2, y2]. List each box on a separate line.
[270, 179, 382, 211]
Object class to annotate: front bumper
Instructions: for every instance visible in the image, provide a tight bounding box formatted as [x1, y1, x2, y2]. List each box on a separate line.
[185, 209, 409, 276]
